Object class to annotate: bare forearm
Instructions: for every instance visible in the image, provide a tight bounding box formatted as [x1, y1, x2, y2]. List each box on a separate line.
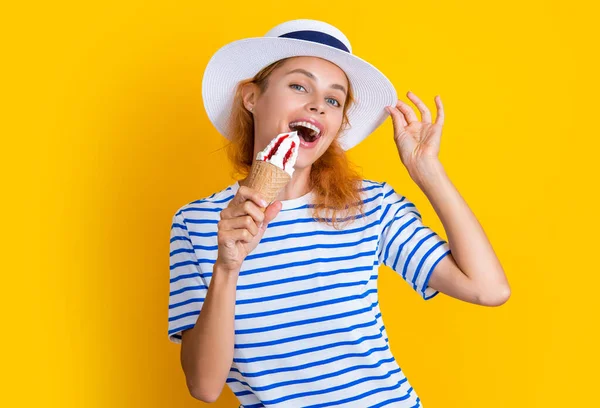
[411, 159, 509, 292]
[180, 262, 239, 401]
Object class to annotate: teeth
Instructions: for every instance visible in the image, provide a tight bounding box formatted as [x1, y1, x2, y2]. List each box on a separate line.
[289, 121, 321, 137]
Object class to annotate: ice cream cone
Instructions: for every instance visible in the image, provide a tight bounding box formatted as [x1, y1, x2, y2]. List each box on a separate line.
[245, 131, 300, 212]
[245, 160, 291, 211]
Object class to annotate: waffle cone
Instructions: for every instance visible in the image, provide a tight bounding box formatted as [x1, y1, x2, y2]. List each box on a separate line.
[245, 161, 291, 211]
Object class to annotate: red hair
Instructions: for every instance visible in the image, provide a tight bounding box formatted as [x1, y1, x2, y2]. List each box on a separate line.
[225, 57, 366, 230]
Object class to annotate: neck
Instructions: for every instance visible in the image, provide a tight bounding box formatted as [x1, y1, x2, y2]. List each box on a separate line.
[240, 165, 312, 202]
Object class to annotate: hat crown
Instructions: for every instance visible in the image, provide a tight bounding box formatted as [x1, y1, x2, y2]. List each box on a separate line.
[264, 19, 353, 54]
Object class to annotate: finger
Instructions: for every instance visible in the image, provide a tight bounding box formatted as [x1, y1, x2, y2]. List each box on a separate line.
[242, 200, 266, 224]
[386, 105, 408, 129]
[218, 215, 259, 236]
[395, 99, 419, 124]
[262, 201, 282, 227]
[434, 95, 445, 126]
[219, 228, 253, 245]
[221, 200, 266, 225]
[406, 91, 432, 123]
[231, 185, 269, 209]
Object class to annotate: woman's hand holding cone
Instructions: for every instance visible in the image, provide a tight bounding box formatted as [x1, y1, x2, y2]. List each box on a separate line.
[215, 185, 282, 273]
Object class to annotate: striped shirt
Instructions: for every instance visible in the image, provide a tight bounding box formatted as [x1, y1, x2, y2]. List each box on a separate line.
[168, 179, 451, 407]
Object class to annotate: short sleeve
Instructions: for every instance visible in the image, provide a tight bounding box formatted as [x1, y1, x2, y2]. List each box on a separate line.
[377, 182, 452, 300]
[168, 211, 208, 344]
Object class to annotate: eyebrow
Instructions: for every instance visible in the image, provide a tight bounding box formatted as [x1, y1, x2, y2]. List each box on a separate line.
[285, 68, 347, 96]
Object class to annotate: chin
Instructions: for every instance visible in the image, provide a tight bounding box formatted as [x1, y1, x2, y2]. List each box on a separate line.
[293, 160, 311, 172]
[295, 152, 320, 170]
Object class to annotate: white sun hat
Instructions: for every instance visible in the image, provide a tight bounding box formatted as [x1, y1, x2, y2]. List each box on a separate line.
[201, 19, 397, 151]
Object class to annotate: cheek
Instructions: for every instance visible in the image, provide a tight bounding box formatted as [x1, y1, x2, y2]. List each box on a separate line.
[321, 131, 337, 149]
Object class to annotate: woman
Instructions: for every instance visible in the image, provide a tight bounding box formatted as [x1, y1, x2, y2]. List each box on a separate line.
[168, 19, 510, 407]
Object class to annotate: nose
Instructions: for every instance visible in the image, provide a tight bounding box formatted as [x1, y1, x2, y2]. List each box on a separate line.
[308, 103, 326, 115]
[307, 94, 326, 114]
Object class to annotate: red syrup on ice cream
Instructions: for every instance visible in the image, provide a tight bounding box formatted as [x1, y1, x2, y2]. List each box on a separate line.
[265, 134, 288, 161]
[282, 141, 296, 170]
[265, 133, 290, 161]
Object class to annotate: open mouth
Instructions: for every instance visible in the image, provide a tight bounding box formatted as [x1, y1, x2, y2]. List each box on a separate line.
[289, 121, 322, 144]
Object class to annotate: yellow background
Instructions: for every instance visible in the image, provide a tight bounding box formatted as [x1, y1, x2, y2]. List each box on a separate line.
[2, 0, 598, 406]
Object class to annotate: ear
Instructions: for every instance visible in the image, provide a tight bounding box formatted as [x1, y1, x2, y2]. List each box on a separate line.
[242, 83, 259, 112]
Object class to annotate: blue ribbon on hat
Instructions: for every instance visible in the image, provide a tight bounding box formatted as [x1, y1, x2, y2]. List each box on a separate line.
[278, 30, 350, 53]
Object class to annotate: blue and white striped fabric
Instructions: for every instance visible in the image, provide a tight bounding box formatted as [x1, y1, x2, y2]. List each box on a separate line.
[168, 179, 451, 407]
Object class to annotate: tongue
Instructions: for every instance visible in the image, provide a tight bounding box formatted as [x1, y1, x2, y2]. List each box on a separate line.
[296, 127, 315, 142]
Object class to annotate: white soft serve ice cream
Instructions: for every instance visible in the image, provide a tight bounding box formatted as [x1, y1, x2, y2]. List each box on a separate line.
[255, 131, 300, 177]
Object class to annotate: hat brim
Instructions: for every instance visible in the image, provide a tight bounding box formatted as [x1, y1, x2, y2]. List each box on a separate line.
[201, 37, 397, 151]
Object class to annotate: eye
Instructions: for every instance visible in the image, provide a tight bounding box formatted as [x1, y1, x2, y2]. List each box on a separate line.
[290, 84, 342, 108]
[290, 84, 306, 92]
[326, 98, 341, 107]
